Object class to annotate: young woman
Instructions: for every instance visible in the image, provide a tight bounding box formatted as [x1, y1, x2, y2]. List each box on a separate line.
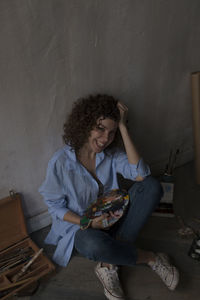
[39, 94, 179, 300]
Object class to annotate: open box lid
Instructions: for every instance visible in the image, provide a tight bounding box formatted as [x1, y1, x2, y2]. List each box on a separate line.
[0, 193, 28, 252]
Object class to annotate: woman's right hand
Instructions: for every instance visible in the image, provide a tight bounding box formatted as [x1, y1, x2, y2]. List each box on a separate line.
[91, 213, 110, 229]
[117, 101, 128, 127]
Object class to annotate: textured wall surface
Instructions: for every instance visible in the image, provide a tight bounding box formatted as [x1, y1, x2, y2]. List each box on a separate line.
[1, 0, 200, 218]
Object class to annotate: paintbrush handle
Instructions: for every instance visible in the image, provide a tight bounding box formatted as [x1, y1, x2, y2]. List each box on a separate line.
[11, 248, 43, 282]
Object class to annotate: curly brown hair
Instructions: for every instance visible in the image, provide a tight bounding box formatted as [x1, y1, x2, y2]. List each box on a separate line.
[63, 94, 122, 152]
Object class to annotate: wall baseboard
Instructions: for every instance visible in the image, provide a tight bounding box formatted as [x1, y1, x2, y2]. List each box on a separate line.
[26, 210, 52, 234]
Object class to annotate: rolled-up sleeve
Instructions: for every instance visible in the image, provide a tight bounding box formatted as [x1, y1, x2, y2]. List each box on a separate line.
[114, 151, 151, 180]
[39, 159, 69, 220]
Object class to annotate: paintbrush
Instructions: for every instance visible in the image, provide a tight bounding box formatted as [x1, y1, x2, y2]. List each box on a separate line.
[0, 256, 33, 274]
[165, 149, 173, 175]
[169, 149, 180, 174]
[11, 248, 43, 282]
[0, 250, 33, 268]
[0, 247, 33, 264]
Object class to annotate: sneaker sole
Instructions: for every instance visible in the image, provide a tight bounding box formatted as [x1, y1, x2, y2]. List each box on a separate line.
[167, 266, 179, 291]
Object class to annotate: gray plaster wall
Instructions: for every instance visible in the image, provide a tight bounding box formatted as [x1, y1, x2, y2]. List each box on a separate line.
[1, 0, 200, 219]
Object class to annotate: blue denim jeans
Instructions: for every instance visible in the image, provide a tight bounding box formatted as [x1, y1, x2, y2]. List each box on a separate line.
[74, 176, 163, 266]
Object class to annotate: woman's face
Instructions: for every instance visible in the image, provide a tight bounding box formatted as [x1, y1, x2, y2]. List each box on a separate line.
[86, 117, 118, 153]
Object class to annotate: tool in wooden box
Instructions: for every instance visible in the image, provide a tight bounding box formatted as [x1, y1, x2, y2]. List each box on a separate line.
[11, 248, 43, 282]
[0, 191, 55, 299]
[0, 249, 43, 299]
[0, 248, 34, 273]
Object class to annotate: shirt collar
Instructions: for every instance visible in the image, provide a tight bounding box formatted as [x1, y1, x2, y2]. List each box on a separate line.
[64, 145, 77, 161]
[96, 151, 105, 167]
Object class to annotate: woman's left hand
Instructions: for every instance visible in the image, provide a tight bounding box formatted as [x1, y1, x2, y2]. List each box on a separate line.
[117, 102, 128, 126]
[106, 210, 123, 225]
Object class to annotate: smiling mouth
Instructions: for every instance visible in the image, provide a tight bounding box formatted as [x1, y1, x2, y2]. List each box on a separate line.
[96, 141, 105, 148]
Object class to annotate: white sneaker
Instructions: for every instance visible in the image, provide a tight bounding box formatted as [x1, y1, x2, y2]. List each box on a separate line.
[148, 253, 179, 290]
[95, 263, 125, 300]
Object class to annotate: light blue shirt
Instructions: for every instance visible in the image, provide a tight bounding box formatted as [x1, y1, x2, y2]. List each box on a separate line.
[39, 145, 151, 266]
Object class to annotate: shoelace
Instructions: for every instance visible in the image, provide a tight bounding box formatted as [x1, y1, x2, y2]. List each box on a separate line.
[153, 257, 171, 280]
[104, 268, 121, 290]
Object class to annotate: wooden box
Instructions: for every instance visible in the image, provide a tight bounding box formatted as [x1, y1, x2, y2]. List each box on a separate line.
[0, 193, 55, 299]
